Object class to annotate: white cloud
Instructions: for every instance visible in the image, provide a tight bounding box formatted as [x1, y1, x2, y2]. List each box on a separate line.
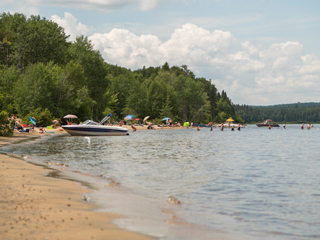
[88, 22, 320, 105]
[51, 13, 89, 41]
[6, 0, 173, 12]
[44, 12, 320, 105]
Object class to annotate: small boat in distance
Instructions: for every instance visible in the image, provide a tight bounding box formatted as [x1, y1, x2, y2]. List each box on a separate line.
[62, 114, 129, 136]
[256, 119, 280, 127]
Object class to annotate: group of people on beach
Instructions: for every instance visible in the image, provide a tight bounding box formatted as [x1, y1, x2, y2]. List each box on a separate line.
[10, 114, 36, 132]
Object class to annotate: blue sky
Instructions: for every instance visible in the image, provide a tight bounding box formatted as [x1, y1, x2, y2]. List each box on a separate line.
[2, 0, 320, 105]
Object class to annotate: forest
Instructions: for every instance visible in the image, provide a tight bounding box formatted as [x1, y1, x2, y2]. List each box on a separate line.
[234, 102, 320, 123]
[0, 12, 243, 133]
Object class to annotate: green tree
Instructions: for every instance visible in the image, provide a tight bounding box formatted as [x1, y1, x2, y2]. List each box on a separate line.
[14, 15, 70, 70]
[69, 36, 108, 120]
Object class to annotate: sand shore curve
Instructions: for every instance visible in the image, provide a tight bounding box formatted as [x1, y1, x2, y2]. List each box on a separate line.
[0, 134, 152, 240]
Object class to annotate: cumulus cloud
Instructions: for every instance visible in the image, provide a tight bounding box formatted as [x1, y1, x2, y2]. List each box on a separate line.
[51, 13, 89, 41]
[88, 22, 320, 105]
[7, 0, 172, 12]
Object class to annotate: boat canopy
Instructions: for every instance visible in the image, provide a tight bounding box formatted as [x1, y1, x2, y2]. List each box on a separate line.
[263, 119, 273, 124]
[81, 120, 99, 125]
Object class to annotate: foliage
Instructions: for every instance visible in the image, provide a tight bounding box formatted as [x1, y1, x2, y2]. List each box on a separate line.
[0, 13, 70, 71]
[0, 110, 14, 136]
[0, 11, 242, 128]
[24, 108, 54, 127]
[234, 103, 320, 123]
[0, 66, 19, 113]
[13, 61, 94, 120]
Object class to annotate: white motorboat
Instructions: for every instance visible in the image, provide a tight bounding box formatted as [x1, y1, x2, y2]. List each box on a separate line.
[62, 115, 129, 136]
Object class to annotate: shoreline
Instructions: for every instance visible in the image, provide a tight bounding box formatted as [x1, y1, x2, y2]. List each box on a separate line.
[0, 135, 152, 240]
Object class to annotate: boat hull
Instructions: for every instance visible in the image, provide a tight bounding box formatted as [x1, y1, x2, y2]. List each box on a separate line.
[62, 125, 129, 136]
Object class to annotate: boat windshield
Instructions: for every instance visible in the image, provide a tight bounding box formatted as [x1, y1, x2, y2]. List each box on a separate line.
[81, 120, 99, 125]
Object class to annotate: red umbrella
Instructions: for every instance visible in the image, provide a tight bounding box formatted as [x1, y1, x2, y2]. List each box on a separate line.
[135, 118, 140, 121]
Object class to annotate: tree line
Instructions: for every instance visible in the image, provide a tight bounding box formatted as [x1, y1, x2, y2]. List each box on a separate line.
[234, 103, 320, 123]
[0, 12, 242, 135]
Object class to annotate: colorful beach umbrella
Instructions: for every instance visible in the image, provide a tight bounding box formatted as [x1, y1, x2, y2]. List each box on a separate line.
[29, 116, 36, 126]
[135, 118, 140, 121]
[161, 117, 170, 121]
[124, 115, 134, 120]
[143, 116, 150, 122]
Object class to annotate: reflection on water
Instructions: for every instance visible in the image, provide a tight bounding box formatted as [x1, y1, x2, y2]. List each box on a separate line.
[3, 125, 320, 239]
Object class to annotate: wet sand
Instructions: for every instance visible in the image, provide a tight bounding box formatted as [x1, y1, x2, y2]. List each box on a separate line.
[0, 134, 152, 240]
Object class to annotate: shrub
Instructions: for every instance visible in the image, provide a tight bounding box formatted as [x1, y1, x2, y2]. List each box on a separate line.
[25, 108, 54, 127]
[0, 110, 14, 137]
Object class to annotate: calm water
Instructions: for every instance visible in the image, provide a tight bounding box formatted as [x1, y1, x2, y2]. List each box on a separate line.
[2, 125, 320, 239]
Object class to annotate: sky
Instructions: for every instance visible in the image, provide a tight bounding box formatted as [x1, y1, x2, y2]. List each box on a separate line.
[2, 0, 320, 105]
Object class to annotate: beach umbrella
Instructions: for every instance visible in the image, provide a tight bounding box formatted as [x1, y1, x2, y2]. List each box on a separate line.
[135, 118, 140, 121]
[29, 116, 36, 126]
[208, 122, 213, 125]
[63, 114, 78, 119]
[63, 114, 78, 124]
[124, 115, 134, 121]
[161, 117, 170, 121]
[183, 122, 190, 127]
[226, 117, 234, 122]
[143, 116, 150, 122]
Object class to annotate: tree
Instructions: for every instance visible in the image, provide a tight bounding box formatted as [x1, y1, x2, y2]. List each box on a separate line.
[14, 15, 70, 70]
[69, 36, 108, 120]
[0, 66, 20, 113]
[13, 61, 94, 119]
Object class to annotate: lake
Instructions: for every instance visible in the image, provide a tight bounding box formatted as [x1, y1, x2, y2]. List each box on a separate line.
[2, 124, 320, 239]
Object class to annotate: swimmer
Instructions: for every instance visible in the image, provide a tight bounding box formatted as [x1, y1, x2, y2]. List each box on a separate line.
[301, 123, 304, 130]
[231, 126, 234, 131]
[197, 126, 200, 131]
[307, 124, 310, 130]
[237, 123, 241, 131]
[210, 126, 213, 131]
[283, 124, 286, 129]
[268, 125, 271, 130]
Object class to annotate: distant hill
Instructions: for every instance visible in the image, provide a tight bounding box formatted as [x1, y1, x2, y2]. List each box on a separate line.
[250, 102, 320, 108]
[234, 102, 320, 123]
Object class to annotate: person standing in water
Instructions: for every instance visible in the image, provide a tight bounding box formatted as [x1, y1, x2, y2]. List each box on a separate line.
[268, 125, 272, 130]
[237, 123, 241, 131]
[301, 123, 304, 130]
[283, 124, 286, 129]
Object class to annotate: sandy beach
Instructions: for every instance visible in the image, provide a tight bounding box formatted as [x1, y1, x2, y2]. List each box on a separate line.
[0, 124, 201, 239]
[0, 133, 152, 240]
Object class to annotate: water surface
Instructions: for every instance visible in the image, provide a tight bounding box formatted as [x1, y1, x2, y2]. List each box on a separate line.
[2, 125, 320, 239]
